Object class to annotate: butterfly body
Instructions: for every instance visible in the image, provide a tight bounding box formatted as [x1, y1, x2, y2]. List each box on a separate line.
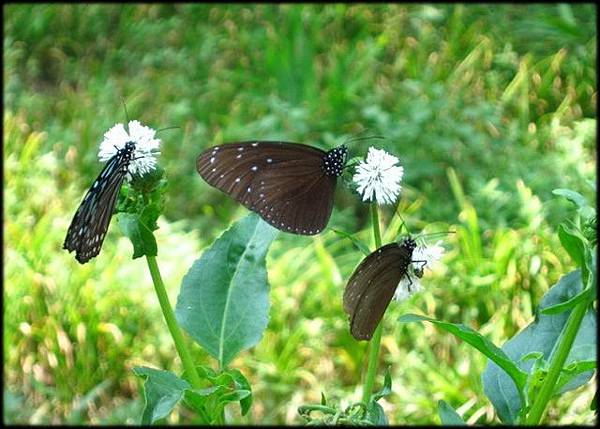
[64, 141, 136, 264]
[197, 141, 347, 235]
[343, 237, 418, 341]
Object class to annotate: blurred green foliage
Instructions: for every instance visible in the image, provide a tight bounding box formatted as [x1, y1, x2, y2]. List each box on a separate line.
[3, 3, 596, 424]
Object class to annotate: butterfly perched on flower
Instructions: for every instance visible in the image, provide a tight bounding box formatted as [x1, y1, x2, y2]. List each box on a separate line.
[343, 237, 444, 340]
[63, 121, 160, 264]
[196, 141, 348, 235]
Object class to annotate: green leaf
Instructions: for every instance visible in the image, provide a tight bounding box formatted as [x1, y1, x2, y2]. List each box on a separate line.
[399, 314, 527, 392]
[584, 246, 596, 292]
[366, 400, 388, 425]
[482, 270, 596, 424]
[226, 368, 253, 416]
[437, 400, 466, 425]
[133, 366, 191, 425]
[557, 223, 586, 268]
[552, 188, 590, 210]
[372, 366, 392, 401]
[331, 228, 371, 256]
[520, 351, 544, 362]
[555, 360, 597, 394]
[540, 286, 593, 315]
[176, 213, 278, 367]
[181, 366, 254, 422]
[117, 213, 157, 259]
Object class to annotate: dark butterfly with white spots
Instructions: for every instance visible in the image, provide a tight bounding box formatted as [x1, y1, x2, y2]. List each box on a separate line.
[343, 237, 427, 341]
[63, 141, 137, 264]
[196, 141, 348, 235]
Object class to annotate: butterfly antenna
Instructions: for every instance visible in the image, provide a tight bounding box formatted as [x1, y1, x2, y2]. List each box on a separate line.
[121, 97, 131, 133]
[416, 231, 456, 239]
[156, 125, 181, 134]
[346, 135, 385, 144]
[396, 213, 411, 236]
[345, 127, 371, 142]
[342, 128, 385, 147]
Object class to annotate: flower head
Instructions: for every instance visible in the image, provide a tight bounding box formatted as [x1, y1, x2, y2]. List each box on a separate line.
[98, 120, 161, 178]
[353, 147, 404, 205]
[393, 240, 445, 302]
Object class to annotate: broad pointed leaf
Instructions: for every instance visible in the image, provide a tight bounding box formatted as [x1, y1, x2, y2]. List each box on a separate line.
[482, 270, 596, 424]
[176, 213, 278, 367]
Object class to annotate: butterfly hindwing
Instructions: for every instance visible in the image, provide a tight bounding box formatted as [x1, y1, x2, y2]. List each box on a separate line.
[64, 146, 132, 264]
[343, 240, 415, 340]
[197, 141, 341, 234]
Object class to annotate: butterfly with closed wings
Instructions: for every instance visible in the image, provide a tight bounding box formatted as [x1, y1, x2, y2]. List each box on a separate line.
[196, 141, 348, 235]
[343, 237, 428, 341]
[63, 120, 161, 264]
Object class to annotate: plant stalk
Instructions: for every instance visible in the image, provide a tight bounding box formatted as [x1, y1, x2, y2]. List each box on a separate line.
[146, 255, 202, 388]
[524, 297, 590, 424]
[361, 204, 384, 404]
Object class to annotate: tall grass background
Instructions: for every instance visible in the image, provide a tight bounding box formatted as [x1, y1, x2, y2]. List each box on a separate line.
[3, 4, 596, 424]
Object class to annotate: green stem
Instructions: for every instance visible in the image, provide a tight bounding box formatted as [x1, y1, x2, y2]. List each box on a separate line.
[361, 204, 384, 404]
[524, 298, 590, 424]
[146, 255, 202, 388]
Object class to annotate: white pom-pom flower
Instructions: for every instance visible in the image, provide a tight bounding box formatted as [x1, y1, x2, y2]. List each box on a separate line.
[98, 120, 161, 178]
[394, 240, 445, 302]
[353, 147, 404, 205]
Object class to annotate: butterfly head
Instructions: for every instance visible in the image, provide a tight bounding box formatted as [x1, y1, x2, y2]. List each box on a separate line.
[401, 237, 417, 252]
[123, 141, 136, 154]
[322, 145, 348, 177]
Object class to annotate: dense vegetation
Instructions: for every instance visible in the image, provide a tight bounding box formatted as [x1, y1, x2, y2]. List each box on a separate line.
[4, 4, 596, 424]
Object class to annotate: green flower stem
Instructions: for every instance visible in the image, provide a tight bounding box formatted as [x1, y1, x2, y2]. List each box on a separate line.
[524, 298, 590, 424]
[146, 255, 202, 388]
[361, 203, 384, 404]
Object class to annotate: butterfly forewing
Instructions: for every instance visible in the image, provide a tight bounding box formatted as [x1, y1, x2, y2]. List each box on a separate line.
[343, 241, 415, 340]
[197, 141, 341, 234]
[64, 146, 132, 263]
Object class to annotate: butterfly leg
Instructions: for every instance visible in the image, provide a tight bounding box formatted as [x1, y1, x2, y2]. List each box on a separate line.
[405, 272, 414, 293]
[411, 259, 427, 278]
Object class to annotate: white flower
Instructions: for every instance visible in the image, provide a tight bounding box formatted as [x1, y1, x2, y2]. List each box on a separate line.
[393, 240, 445, 302]
[98, 120, 161, 178]
[353, 147, 404, 205]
